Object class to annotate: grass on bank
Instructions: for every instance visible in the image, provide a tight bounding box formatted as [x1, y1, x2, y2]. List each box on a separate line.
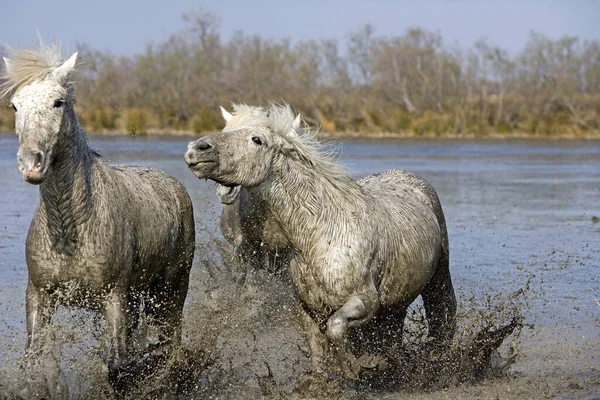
[0, 101, 598, 139]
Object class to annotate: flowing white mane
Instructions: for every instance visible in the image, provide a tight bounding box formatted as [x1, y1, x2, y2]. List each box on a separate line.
[227, 103, 349, 182]
[0, 42, 70, 98]
[224, 104, 270, 130]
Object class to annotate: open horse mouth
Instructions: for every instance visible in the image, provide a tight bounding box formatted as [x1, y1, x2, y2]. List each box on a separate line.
[216, 184, 241, 205]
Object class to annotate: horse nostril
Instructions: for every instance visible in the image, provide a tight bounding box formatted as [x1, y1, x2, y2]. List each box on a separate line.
[18, 148, 45, 172]
[194, 141, 212, 151]
[33, 151, 44, 170]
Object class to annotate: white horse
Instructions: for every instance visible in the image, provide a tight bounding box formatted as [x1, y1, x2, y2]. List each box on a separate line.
[185, 104, 456, 378]
[216, 106, 292, 272]
[2, 42, 195, 387]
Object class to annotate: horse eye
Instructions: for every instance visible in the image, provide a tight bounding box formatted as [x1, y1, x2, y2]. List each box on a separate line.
[251, 137, 263, 145]
[10, 103, 17, 112]
[53, 99, 65, 108]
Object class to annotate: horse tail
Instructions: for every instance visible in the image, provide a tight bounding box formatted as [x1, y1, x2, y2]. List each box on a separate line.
[421, 185, 457, 346]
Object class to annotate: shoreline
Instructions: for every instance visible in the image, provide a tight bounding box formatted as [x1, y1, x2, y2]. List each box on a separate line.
[2, 128, 600, 140]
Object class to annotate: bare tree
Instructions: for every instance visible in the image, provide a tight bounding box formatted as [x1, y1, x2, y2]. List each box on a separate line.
[348, 24, 376, 86]
[69, 13, 599, 136]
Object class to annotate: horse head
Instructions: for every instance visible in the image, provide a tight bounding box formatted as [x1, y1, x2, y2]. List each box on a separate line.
[2, 46, 78, 184]
[185, 104, 302, 188]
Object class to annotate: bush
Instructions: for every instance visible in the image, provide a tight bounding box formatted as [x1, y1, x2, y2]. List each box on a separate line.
[80, 107, 119, 132]
[386, 109, 412, 133]
[190, 109, 221, 133]
[410, 111, 454, 136]
[0, 108, 15, 131]
[123, 108, 148, 136]
[319, 113, 337, 134]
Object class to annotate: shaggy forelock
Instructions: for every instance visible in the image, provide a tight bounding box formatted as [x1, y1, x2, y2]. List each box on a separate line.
[226, 103, 305, 137]
[226, 103, 346, 179]
[224, 104, 269, 130]
[0, 41, 69, 99]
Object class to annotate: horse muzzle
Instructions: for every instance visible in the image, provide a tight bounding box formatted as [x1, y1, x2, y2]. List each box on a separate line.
[17, 147, 49, 185]
[185, 138, 218, 178]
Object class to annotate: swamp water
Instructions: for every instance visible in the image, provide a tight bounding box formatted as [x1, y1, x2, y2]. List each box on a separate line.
[0, 134, 598, 399]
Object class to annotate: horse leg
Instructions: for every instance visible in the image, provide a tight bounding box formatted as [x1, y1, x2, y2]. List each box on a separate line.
[327, 293, 379, 342]
[125, 292, 141, 354]
[326, 293, 379, 379]
[358, 307, 407, 356]
[103, 288, 129, 384]
[297, 308, 328, 374]
[148, 276, 190, 353]
[24, 282, 67, 397]
[25, 281, 54, 351]
[421, 250, 457, 346]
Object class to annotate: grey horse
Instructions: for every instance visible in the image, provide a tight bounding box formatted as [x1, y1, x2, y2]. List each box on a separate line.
[2, 43, 195, 384]
[217, 184, 291, 272]
[185, 104, 456, 378]
[216, 106, 292, 272]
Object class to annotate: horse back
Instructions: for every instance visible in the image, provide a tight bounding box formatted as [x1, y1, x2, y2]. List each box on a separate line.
[109, 165, 195, 270]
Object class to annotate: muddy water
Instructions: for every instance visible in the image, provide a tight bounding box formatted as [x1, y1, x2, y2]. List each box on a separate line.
[0, 133, 598, 398]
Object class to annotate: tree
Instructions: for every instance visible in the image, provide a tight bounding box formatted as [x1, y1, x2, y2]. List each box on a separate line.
[348, 24, 376, 86]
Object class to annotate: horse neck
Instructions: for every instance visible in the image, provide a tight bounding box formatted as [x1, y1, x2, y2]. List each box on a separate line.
[259, 155, 363, 253]
[38, 108, 96, 254]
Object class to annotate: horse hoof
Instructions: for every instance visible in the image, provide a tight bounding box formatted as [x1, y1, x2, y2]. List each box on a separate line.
[326, 318, 346, 341]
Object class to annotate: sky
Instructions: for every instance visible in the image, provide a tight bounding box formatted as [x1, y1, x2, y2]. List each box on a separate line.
[2, 0, 599, 56]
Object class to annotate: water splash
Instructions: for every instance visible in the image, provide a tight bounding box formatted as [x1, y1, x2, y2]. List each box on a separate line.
[0, 238, 532, 399]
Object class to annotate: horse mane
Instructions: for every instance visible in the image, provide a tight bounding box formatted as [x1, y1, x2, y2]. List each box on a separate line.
[227, 103, 353, 190]
[225, 104, 270, 129]
[0, 41, 69, 99]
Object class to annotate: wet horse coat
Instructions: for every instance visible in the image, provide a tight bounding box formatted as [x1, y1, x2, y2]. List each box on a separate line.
[218, 184, 291, 272]
[215, 106, 292, 271]
[185, 104, 456, 378]
[2, 43, 195, 383]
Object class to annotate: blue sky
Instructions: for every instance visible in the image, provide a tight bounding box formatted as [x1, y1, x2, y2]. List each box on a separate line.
[2, 0, 599, 56]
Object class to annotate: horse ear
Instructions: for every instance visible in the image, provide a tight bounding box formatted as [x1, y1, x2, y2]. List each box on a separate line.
[3, 57, 11, 73]
[292, 114, 302, 131]
[220, 106, 233, 123]
[288, 114, 302, 137]
[52, 52, 78, 83]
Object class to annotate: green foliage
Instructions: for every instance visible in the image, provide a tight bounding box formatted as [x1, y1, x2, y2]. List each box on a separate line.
[496, 121, 513, 134]
[387, 109, 412, 132]
[123, 108, 148, 136]
[0, 108, 15, 131]
[190, 109, 222, 133]
[80, 107, 119, 132]
[410, 111, 454, 136]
